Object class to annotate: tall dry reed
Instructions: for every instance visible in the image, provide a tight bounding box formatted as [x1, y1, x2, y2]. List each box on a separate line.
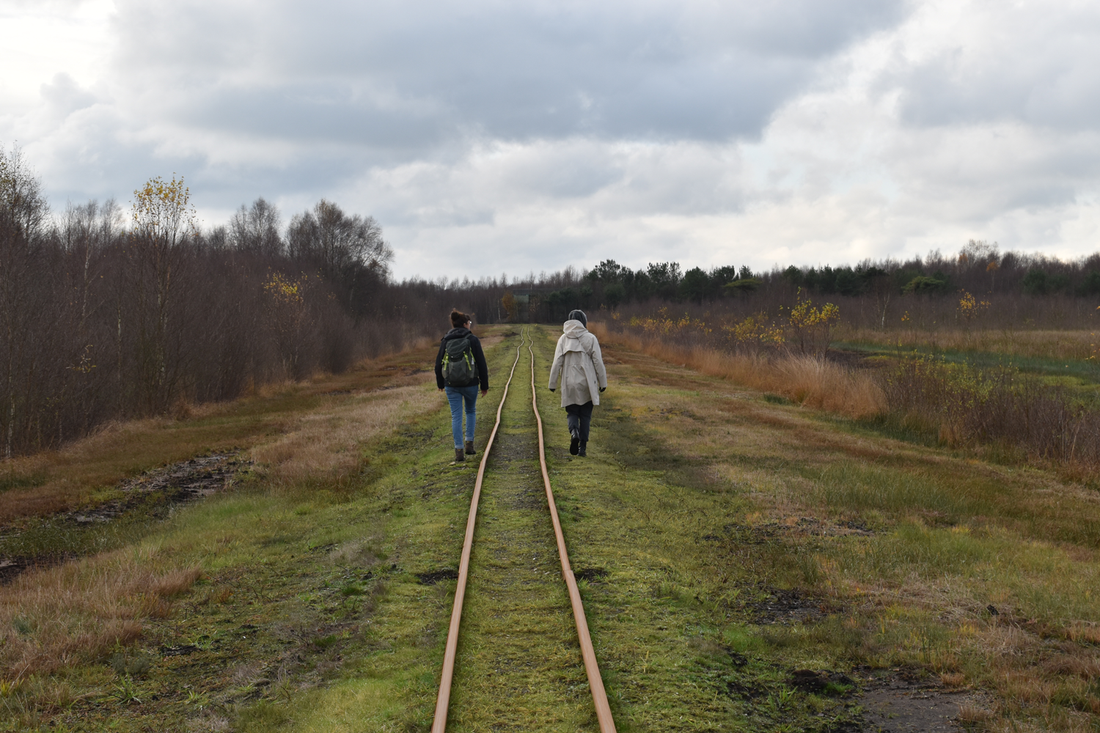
[590, 322, 885, 419]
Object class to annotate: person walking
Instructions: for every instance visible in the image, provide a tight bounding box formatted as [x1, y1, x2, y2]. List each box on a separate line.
[548, 309, 607, 457]
[435, 309, 489, 463]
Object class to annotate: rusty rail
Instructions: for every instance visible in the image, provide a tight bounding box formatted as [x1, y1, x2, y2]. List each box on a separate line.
[431, 330, 524, 732]
[431, 328, 617, 732]
[528, 332, 618, 732]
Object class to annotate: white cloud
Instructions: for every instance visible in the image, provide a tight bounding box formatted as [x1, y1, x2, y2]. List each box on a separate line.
[3, 0, 1100, 282]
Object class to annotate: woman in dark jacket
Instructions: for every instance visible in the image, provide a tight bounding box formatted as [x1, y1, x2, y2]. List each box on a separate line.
[435, 309, 489, 463]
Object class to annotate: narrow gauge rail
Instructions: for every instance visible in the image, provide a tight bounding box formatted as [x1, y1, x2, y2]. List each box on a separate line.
[432, 329, 617, 732]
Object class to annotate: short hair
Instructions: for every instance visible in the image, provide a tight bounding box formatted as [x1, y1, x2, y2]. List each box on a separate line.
[450, 309, 470, 328]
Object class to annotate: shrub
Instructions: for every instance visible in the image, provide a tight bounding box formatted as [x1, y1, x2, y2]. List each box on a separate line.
[879, 354, 1100, 470]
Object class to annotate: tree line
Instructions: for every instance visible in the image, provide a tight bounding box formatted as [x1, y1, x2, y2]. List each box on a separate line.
[512, 240, 1100, 330]
[0, 147, 469, 457]
[5, 141, 1099, 456]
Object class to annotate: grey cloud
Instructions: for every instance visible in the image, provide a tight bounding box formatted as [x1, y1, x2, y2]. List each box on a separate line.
[886, 5, 1100, 130]
[404, 206, 496, 229]
[40, 73, 98, 117]
[108, 0, 910, 152]
[876, 124, 1100, 233]
[172, 83, 450, 154]
[706, 0, 911, 57]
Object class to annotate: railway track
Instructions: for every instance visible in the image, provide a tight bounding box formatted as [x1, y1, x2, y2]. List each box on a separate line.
[432, 328, 617, 732]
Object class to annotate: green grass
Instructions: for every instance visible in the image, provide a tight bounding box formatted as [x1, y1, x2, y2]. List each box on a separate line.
[4, 325, 1100, 731]
[836, 339, 1100, 386]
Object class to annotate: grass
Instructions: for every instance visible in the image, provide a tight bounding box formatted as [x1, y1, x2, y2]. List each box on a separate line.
[835, 337, 1100, 389]
[589, 332, 1100, 730]
[2, 324, 1100, 730]
[0, 342, 438, 524]
[444, 331, 594, 730]
[590, 323, 886, 419]
[838, 326, 1100, 364]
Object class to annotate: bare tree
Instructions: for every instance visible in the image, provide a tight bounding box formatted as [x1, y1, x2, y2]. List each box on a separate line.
[0, 145, 51, 457]
[287, 199, 393, 320]
[128, 175, 198, 413]
[287, 199, 391, 277]
[229, 197, 283, 257]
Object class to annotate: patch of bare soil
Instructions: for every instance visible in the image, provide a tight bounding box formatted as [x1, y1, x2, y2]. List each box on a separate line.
[749, 586, 831, 625]
[80, 451, 250, 519]
[0, 554, 69, 585]
[416, 568, 459, 585]
[0, 453, 249, 585]
[73, 452, 249, 524]
[855, 668, 983, 732]
[703, 517, 875, 546]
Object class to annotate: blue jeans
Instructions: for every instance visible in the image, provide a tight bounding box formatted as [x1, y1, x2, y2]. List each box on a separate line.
[445, 384, 479, 448]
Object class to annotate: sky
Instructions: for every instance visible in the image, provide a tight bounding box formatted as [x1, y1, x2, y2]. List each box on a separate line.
[2, 0, 1099, 282]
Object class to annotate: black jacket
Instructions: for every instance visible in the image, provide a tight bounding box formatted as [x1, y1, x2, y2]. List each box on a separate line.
[435, 327, 489, 391]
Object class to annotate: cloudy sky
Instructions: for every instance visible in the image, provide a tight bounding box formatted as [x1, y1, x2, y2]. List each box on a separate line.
[2, 0, 1098, 281]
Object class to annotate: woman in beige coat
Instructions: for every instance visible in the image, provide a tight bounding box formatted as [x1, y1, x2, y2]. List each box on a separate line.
[548, 310, 607, 457]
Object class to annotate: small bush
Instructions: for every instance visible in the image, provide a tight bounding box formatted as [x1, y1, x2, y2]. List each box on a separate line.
[879, 354, 1100, 472]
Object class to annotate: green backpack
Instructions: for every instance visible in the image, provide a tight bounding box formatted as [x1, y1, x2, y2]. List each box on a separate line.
[442, 335, 478, 387]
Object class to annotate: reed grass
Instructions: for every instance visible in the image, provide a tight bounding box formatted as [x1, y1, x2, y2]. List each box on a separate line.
[590, 322, 886, 420]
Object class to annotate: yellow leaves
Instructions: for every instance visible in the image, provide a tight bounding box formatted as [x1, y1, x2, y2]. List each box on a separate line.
[957, 290, 990, 316]
[956, 291, 990, 341]
[783, 291, 839, 356]
[722, 313, 784, 349]
[131, 174, 198, 244]
[264, 272, 306, 307]
[628, 309, 709, 337]
[786, 293, 839, 330]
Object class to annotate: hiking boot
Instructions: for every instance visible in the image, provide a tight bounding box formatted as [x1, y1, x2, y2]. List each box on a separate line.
[578, 441, 587, 457]
[569, 429, 580, 456]
[464, 440, 475, 455]
[453, 448, 465, 463]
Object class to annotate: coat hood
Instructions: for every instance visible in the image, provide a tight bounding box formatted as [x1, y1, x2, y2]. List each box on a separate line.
[562, 320, 588, 339]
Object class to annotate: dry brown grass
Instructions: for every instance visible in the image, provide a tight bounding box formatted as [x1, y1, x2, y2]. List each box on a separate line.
[252, 382, 437, 486]
[0, 418, 167, 524]
[1067, 623, 1100, 645]
[0, 549, 201, 679]
[0, 339, 445, 526]
[591, 322, 886, 419]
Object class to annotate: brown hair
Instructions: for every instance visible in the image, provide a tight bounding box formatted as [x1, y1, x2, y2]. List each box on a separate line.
[450, 309, 470, 328]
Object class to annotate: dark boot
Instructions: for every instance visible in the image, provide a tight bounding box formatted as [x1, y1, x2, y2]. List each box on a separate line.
[569, 428, 580, 456]
[453, 448, 465, 463]
[578, 441, 587, 457]
[464, 440, 475, 455]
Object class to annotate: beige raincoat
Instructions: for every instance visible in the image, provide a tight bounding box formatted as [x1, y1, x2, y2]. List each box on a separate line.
[548, 320, 607, 407]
